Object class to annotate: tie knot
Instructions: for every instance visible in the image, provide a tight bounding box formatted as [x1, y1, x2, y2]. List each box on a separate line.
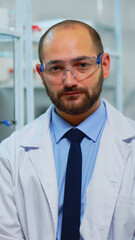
[64, 128, 85, 143]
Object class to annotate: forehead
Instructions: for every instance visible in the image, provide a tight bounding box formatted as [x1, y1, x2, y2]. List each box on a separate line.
[42, 26, 97, 62]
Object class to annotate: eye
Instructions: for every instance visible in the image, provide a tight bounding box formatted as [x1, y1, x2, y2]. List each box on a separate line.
[73, 61, 92, 70]
[47, 65, 64, 74]
[51, 66, 61, 71]
[79, 62, 90, 68]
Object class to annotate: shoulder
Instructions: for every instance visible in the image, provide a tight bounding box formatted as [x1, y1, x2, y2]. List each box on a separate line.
[102, 99, 135, 140]
[126, 117, 135, 129]
[0, 106, 53, 158]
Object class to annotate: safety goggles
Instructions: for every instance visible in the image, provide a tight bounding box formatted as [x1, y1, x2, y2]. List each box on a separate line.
[39, 53, 103, 84]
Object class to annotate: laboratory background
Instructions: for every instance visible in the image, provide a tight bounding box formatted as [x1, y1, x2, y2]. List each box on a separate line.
[0, 0, 135, 142]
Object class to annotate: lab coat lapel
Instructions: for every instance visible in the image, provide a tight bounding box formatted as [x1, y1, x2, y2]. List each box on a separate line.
[28, 129, 58, 234]
[80, 123, 130, 240]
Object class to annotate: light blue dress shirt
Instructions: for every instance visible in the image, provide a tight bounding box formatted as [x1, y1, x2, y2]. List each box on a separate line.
[50, 99, 107, 240]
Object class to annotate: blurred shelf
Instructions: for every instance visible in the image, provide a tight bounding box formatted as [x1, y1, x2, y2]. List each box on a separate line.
[0, 52, 13, 57]
[0, 82, 43, 89]
[103, 83, 116, 89]
[105, 49, 121, 58]
[0, 29, 21, 39]
[0, 83, 13, 89]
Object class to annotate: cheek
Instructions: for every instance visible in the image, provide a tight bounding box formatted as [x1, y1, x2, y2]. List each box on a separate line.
[83, 74, 102, 93]
[82, 78, 96, 90]
[45, 81, 61, 94]
[88, 69, 103, 86]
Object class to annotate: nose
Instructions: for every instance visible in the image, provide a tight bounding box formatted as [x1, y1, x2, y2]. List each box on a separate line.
[63, 68, 77, 87]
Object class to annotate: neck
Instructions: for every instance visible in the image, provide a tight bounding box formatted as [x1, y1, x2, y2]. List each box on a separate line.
[55, 99, 100, 126]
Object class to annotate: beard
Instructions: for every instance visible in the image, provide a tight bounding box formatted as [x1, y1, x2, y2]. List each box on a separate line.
[44, 71, 103, 115]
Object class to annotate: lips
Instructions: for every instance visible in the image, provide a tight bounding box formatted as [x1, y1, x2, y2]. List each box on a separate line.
[57, 87, 86, 98]
[62, 91, 82, 96]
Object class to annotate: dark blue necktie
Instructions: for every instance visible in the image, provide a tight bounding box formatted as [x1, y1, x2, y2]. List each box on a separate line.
[61, 128, 85, 240]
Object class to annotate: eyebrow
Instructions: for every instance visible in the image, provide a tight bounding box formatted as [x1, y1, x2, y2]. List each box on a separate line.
[46, 56, 95, 65]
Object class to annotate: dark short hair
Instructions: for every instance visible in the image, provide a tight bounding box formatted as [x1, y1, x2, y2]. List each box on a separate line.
[38, 19, 104, 63]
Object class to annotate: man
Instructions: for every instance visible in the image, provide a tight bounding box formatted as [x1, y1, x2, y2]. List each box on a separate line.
[0, 20, 135, 240]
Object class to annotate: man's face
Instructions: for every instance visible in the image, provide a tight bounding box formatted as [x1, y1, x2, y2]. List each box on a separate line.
[40, 26, 109, 117]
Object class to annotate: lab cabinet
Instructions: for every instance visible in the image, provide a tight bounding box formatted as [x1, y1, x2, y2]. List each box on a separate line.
[0, 0, 23, 141]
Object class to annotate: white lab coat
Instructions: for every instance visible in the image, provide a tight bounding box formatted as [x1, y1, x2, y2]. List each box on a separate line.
[0, 99, 135, 240]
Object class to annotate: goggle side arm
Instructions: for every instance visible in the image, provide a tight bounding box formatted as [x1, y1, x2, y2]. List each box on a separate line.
[39, 64, 45, 73]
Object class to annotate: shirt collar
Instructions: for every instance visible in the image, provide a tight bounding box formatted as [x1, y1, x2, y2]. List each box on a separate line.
[50, 98, 106, 143]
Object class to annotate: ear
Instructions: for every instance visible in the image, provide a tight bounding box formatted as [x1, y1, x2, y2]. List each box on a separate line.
[102, 53, 110, 79]
[36, 63, 45, 86]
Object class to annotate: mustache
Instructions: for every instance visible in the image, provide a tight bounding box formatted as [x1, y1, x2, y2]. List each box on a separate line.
[57, 87, 88, 96]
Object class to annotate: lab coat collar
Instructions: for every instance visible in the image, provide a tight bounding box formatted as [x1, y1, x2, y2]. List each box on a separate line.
[27, 130, 58, 234]
[103, 98, 135, 141]
[20, 106, 53, 147]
